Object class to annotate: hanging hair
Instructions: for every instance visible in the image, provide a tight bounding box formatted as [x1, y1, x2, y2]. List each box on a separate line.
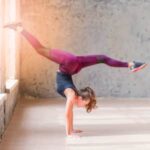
[78, 87, 97, 113]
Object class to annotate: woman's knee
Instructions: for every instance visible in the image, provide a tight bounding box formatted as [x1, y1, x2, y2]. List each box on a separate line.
[97, 55, 108, 63]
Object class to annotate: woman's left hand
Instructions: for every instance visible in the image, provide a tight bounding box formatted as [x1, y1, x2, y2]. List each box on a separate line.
[72, 129, 83, 133]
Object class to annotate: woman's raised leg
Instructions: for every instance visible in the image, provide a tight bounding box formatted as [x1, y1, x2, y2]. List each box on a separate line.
[78, 54, 147, 72]
[4, 23, 78, 65]
[4, 23, 50, 59]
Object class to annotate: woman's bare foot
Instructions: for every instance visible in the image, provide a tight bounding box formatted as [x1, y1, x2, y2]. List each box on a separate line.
[3, 22, 23, 32]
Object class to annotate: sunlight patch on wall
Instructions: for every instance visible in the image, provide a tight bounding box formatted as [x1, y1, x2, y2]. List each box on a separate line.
[5, 0, 17, 79]
[0, 0, 5, 92]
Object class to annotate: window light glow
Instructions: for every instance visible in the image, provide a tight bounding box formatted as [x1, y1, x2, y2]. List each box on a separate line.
[0, 0, 4, 92]
[6, 0, 17, 79]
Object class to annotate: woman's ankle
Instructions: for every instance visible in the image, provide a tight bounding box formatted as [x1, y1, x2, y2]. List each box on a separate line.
[16, 26, 24, 33]
[128, 62, 134, 68]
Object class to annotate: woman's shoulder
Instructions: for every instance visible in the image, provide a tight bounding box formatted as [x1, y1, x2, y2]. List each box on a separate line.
[64, 88, 76, 98]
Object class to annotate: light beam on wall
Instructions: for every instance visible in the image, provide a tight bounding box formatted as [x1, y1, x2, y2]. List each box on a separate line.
[6, 0, 17, 79]
[0, 0, 5, 92]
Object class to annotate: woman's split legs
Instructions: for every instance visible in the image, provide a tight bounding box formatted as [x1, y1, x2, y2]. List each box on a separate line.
[4, 22, 147, 72]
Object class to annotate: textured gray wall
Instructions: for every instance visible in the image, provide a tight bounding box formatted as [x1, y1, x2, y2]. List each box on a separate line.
[20, 0, 150, 98]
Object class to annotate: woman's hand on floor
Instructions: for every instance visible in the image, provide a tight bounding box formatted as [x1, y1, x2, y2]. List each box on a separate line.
[72, 129, 83, 133]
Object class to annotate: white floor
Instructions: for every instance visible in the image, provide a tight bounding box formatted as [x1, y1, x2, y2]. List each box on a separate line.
[1, 97, 150, 150]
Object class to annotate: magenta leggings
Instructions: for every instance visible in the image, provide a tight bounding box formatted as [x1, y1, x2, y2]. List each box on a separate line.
[48, 49, 128, 75]
[21, 29, 129, 75]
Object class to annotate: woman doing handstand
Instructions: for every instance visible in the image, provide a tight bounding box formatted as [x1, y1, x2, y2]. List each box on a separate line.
[4, 23, 147, 137]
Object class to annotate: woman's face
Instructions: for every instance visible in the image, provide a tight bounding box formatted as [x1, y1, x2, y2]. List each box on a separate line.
[77, 96, 90, 107]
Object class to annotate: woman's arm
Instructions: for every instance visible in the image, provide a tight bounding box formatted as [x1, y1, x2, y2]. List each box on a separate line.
[65, 96, 82, 136]
[65, 97, 74, 136]
[64, 88, 82, 137]
[64, 88, 76, 136]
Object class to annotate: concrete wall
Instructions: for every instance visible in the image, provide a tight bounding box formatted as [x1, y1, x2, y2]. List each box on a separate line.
[20, 0, 150, 98]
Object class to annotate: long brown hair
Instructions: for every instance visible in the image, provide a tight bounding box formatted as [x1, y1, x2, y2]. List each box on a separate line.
[78, 87, 97, 113]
